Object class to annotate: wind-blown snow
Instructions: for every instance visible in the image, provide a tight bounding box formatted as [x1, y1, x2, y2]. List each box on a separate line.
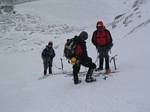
[0, 0, 150, 112]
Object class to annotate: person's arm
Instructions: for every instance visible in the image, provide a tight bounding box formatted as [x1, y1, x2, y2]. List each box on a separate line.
[106, 30, 113, 43]
[52, 49, 55, 58]
[91, 31, 97, 46]
[41, 48, 47, 57]
[106, 29, 113, 49]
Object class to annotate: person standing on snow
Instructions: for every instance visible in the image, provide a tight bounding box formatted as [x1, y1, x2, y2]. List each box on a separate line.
[41, 41, 55, 76]
[91, 21, 113, 74]
[71, 31, 96, 84]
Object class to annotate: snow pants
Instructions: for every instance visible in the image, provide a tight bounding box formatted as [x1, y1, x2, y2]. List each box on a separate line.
[97, 46, 110, 70]
[73, 57, 96, 83]
[42, 57, 53, 75]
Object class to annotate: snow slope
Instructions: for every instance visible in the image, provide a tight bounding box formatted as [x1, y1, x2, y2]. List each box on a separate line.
[15, 0, 128, 25]
[0, 0, 150, 112]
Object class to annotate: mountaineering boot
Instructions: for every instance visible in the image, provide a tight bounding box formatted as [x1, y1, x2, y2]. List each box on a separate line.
[74, 79, 82, 85]
[85, 69, 96, 83]
[95, 58, 104, 71]
[73, 72, 81, 85]
[85, 76, 96, 83]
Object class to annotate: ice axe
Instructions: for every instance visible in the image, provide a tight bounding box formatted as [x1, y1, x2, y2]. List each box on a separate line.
[110, 54, 118, 70]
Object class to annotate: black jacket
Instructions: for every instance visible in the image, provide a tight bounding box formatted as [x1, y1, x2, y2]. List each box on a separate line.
[41, 46, 55, 59]
[74, 36, 89, 62]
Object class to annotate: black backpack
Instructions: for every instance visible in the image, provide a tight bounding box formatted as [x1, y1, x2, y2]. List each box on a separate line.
[64, 36, 77, 59]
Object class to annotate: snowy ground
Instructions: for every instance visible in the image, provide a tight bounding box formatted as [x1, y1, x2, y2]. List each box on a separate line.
[0, 0, 150, 112]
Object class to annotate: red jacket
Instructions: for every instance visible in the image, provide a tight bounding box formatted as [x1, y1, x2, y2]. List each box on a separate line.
[92, 29, 112, 47]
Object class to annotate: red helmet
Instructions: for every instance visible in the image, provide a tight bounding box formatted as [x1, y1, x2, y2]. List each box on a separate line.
[96, 21, 105, 29]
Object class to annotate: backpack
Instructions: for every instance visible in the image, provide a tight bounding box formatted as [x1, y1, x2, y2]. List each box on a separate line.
[95, 30, 111, 46]
[64, 37, 76, 59]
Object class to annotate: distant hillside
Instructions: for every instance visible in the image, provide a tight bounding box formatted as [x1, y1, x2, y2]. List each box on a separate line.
[0, 0, 37, 5]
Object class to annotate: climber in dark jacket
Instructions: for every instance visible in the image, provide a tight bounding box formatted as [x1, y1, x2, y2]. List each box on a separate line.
[72, 31, 96, 84]
[41, 41, 55, 75]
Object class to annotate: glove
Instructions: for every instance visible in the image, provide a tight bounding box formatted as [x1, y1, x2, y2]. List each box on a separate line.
[107, 43, 113, 49]
[71, 57, 77, 65]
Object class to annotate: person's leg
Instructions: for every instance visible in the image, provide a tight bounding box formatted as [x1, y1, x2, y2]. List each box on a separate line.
[44, 63, 48, 75]
[43, 58, 48, 75]
[104, 49, 111, 74]
[48, 59, 53, 74]
[86, 63, 96, 75]
[73, 64, 81, 84]
[105, 56, 110, 70]
[81, 58, 96, 82]
[99, 57, 104, 70]
[49, 67, 52, 74]
[85, 64, 96, 82]
[97, 47, 104, 70]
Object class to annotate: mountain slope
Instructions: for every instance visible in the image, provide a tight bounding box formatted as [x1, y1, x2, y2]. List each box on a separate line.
[0, 0, 150, 112]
